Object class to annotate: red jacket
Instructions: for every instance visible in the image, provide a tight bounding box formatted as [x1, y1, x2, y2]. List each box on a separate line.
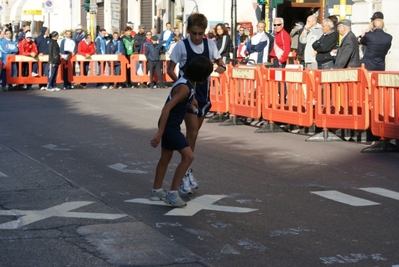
[78, 40, 95, 56]
[269, 29, 291, 64]
[18, 38, 38, 56]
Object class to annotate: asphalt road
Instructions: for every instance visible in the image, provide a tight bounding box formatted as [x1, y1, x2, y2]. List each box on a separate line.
[0, 88, 398, 267]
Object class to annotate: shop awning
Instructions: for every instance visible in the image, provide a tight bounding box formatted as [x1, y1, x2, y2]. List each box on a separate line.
[9, 0, 28, 22]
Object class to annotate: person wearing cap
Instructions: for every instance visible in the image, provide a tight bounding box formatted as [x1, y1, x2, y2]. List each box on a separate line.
[359, 18, 392, 71]
[121, 26, 135, 88]
[46, 31, 61, 91]
[73, 25, 85, 46]
[290, 21, 304, 54]
[371, 11, 384, 22]
[18, 31, 38, 90]
[299, 15, 323, 69]
[333, 19, 360, 69]
[0, 28, 18, 91]
[145, 35, 166, 88]
[125, 21, 136, 37]
[133, 24, 146, 53]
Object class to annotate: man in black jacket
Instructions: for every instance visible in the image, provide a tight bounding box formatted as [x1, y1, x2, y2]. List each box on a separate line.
[35, 26, 50, 88]
[359, 18, 392, 71]
[46, 31, 61, 91]
[133, 24, 146, 53]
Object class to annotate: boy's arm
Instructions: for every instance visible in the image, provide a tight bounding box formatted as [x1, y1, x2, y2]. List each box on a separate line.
[151, 85, 190, 148]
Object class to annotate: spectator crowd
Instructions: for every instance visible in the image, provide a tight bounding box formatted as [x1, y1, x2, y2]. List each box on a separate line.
[0, 11, 392, 92]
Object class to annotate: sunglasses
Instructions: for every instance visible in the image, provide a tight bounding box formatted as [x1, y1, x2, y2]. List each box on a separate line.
[273, 24, 282, 27]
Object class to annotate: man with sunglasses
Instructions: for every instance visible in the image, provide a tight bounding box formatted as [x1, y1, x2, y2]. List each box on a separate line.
[269, 17, 291, 68]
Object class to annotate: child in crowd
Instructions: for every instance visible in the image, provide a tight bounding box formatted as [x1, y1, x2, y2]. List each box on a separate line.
[150, 55, 213, 207]
[237, 34, 248, 64]
[145, 35, 166, 88]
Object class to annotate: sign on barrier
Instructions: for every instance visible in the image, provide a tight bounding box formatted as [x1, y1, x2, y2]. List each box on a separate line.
[261, 67, 314, 127]
[228, 65, 262, 119]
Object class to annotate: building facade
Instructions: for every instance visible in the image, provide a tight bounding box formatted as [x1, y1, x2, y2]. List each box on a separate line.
[0, 0, 397, 70]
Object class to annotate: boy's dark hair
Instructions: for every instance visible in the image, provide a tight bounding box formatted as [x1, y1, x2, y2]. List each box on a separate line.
[240, 35, 247, 43]
[184, 55, 213, 83]
[187, 13, 208, 31]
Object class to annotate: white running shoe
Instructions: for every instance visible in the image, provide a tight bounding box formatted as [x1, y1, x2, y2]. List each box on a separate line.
[179, 174, 193, 195]
[31, 72, 39, 77]
[101, 85, 108, 89]
[40, 87, 46, 91]
[53, 88, 60, 91]
[150, 188, 167, 201]
[46, 88, 55, 92]
[187, 168, 198, 189]
[164, 191, 187, 207]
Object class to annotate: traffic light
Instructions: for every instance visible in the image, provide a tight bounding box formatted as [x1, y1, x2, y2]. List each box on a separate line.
[257, 0, 266, 4]
[83, 0, 90, 12]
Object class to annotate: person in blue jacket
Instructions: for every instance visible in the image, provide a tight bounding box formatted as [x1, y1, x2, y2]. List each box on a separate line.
[95, 28, 108, 89]
[145, 35, 166, 89]
[34, 26, 50, 88]
[106, 32, 125, 89]
[0, 28, 18, 91]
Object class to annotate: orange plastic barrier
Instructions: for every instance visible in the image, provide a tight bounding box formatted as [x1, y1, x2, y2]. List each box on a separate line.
[261, 67, 314, 127]
[129, 54, 174, 85]
[369, 71, 399, 140]
[227, 64, 263, 119]
[209, 69, 229, 114]
[5, 55, 64, 84]
[312, 67, 370, 131]
[69, 54, 128, 84]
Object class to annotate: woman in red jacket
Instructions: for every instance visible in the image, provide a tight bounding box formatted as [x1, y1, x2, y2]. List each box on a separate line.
[77, 34, 95, 88]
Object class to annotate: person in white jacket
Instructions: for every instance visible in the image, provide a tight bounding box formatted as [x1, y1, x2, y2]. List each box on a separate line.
[299, 15, 323, 69]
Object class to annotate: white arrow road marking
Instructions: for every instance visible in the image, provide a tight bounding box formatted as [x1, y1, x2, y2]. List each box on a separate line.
[125, 195, 258, 216]
[360, 187, 399, 201]
[0, 171, 8, 177]
[108, 163, 148, 174]
[0, 201, 127, 230]
[311, 190, 380, 206]
[42, 144, 71, 151]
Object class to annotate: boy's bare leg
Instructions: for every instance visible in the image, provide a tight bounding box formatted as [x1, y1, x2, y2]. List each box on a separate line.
[153, 148, 173, 189]
[170, 146, 194, 190]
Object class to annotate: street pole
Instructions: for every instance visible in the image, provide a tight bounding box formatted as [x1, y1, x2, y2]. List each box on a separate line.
[231, 0, 237, 59]
[89, 0, 98, 40]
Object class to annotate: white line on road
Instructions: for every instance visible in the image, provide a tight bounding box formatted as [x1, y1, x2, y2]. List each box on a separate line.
[0, 171, 8, 177]
[360, 187, 399, 201]
[0, 201, 127, 229]
[311, 190, 380, 207]
[108, 163, 148, 174]
[42, 144, 71, 151]
[125, 195, 258, 216]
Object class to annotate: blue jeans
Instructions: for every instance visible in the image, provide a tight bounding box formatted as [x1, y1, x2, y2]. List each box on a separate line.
[318, 61, 334, 70]
[1, 63, 17, 87]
